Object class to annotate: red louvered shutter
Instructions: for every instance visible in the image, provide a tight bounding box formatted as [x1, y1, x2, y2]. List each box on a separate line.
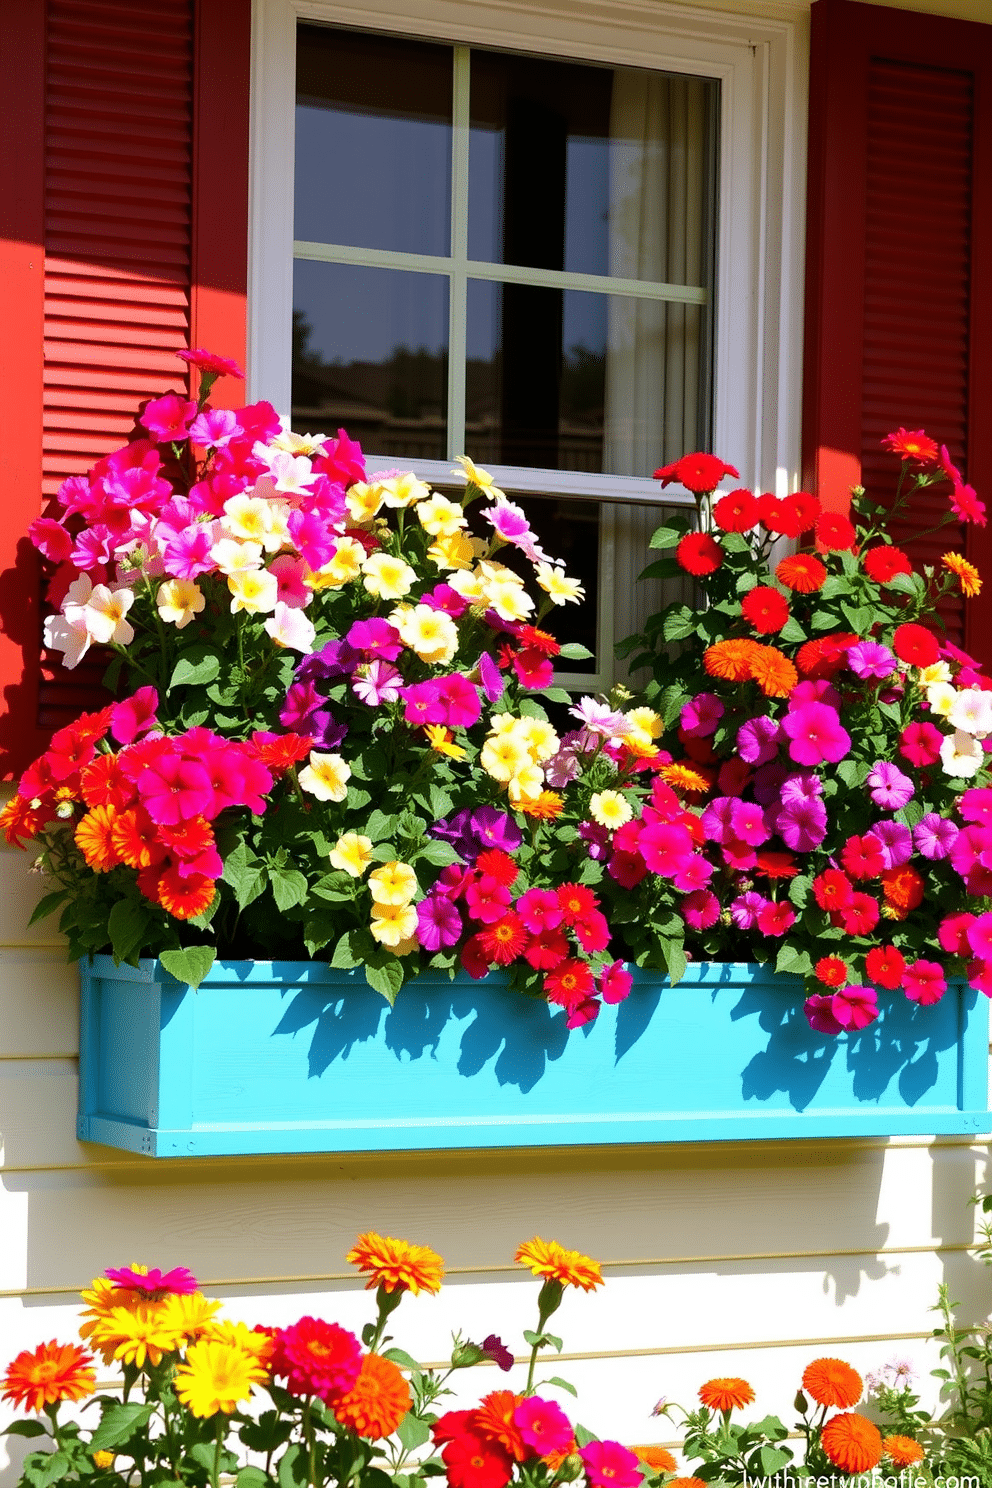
[0, 0, 249, 779]
[803, 0, 992, 662]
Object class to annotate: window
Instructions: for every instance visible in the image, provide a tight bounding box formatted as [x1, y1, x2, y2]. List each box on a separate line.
[250, 0, 807, 687]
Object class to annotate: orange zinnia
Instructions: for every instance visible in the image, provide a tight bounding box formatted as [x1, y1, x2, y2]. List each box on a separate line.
[544, 1441, 577, 1471]
[881, 865, 924, 912]
[776, 554, 827, 592]
[882, 1435, 925, 1467]
[154, 868, 216, 921]
[821, 1412, 883, 1474]
[518, 791, 564, 821]
[748, 645, 798, 698]
[1, 1340, 96, 1413]
[703, 638, 759, 682]
[346, 1232, 445, 1295]
[0, 795, 46, 846]
[941, 551, 982, 597]
[111, 809, 167, 870]
[698, 1377, 755, 1412]
[514, 1237, 603, 1291]
[74, 804, 121, 871]
[658, 763, 711, 794]
[332, 1352, 410, 1439]
[802, 1357, 862, 1409]
[665, 1479, 708, 1488]
[631, 1446, 677, 1473]
[80, 753, 132, 811]
[476, 1389, 527, 1461]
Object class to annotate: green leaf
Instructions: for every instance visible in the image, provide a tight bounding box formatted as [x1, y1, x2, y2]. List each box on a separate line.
[558, 643, 594, 660]
[3, 1422, 48, 1438]
[775, 943, 813, 977]
[278, 1445, 308, 1488]
[758, 1446, 792, 1473]
[330, 933, 362, 970]
[238, 1412, 292, 1455]
[89, 1403, 155, 1452]
[27, 890, 69, 927]
[222, 843, 266, 910]
[778, 616, 807, 644]
[237, 1470, 275, 1488]
[573, 1425, 599, 1449]
[648, 525, 682, 549]
[107, 898, 150, 963]
[159, 946, 216, 991]
[365, 960, 404, 1005]
[540, 687, 573, 705]
[416, 839, 463, 868]
[396, 1415, 432, 1452]
[363, 810, 399, 843]
[637, 558, 682, 582]
[170, 647, 220, 689]
[24, 1452, 70, 1488]
[663, 607, 696, 642]
[544, 1376, 578, 1398]
[665, 941, 688, 986]
[346, 785, 372, 812]
[269, 865, 309, 913]
[382, 1348, 421, 1371]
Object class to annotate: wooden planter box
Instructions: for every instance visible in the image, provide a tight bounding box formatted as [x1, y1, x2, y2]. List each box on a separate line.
[76, 957, 992, 1157]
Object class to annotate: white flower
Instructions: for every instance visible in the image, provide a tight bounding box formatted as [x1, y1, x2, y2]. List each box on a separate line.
[298, 752, 351, 802]
[948, 687, 992, 737]
[221, 494, 282, 552]
[263, 601, 316, 653]
[80, 584, 135, 646]
[210, 537, 264, 576]
[43, 611, 92, 669]
[268, 418, 328, 456]
[535, 562, 585, 605]
[940, 729, 984, 779]
[267, 450, 319, 495]
[926, 682, 958, 720]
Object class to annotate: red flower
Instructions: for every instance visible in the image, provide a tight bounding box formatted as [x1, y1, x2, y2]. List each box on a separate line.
[442, 1432, 514, 1488]
[478, 913, 528, 965]
[840, 892, 880, 936]
[779, 491, 820, 533]
[741, 586, 790, 634]
[275, 1318, 362, 1402]
[949, 480, 987, 526]
[523, 929, 570, 970]
[754, 851, 798, 879]
[460, 934, 491, 979]
[863, 546, 912, 583]
[893, 623, 940, 667]
[841, 834, 885, 881]
[813, 870, 854, 911]
[795, 632, 858, 680]
[518, 625, 560, 658]
[676, 532, 723, 576]
[758, 492, 818, 539]
[557, 883, 599, 926]
[775, 554, 827, 592]
[545, 959, 596, 1009]
[865, 945, 906, 990]
[476, 850, 518, 888]
[713, 489, 760, 532]
[176, 347, 244, 378]
[653, 452, 740, 493]
[815, 956, 848, 988]
[815, 511, 857, 551]
[757, 901, 795, 936]
[882, 427, 939, 464]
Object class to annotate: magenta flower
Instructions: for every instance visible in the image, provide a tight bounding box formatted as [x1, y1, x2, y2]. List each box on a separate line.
[737, 715, 781, 765]
[352, 661, 403, 707]
[111, 686, 159, 746]
[950, 824, 992, 880]
[600, 960, 633, 1004]
[960, 788, 992, 824]
[673, 855, 715, 892]
[939, 912, 975, 954]
[700, 797, 737, 845]
[423, 583, 470, 618]
[485, 498, 533, 542]
[782, 702, 851, 766]
[866, 761, 915, 810]
[914, 814, 959, 860]
[805, 993, 842, 1035]
[481, 1335, 514, 1371]
[832, 985, 878, 1031]
[139, 393, 197, 443]
[288, 510, 335, 570]
[269, 554, 311, 608]
[580, 1442, 642, 1488]
[966, 912, 992, 960]
[790, 678, 841, 710]
[730, 799, 770, 846]
[847, 640, 897, 680]
[465, 877, 512, 925]
[681, 692, 724, 738]
[416, 895, 463, 951]
[683, 889, 720, 930]
[138, 752, 213, 825]
[162, 521, 215, 580]
[435, 673, 482, 729]
[902, 960, 947, 1006]
[513, 1397, 574, 1455]
[757, 901, 795, 937]
[639, 821, 695, 876]
[105, 1265, 198, 1296]
[280, 680, 325, 729]
[578, 821, 611, 861]
[516, 888, 563, 933]
[29, 516, 73, 563]
[870, 820, 913, 868]
[565, 995, 601, 1030]
[731, 892, 767, 930]
[968, 958, 992, 997]
[776, 796, 827, 851]
[346, 617, 403, 662]
[401, 680, 443, 726]
[721, 838, 757, 872]
[189, 408, 240, 448]
[899, 721, 944, 768]
[478, 651, 505, 704]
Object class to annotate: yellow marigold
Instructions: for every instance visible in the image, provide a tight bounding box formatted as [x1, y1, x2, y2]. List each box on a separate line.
[658, 763, 711, 794]
[703, 638, 760, 682]
[174, 1339, 267, 1417]
[631, 1446, 678, 1473]
[346, 1232, 445, 1295]
[74, 805, 121, 871]
[331, 1352, 411, 1439]
[92, 1452, 115, 1469]
[749, 644, 799, 698]
[518, 790, 564, 821]
[698, 1377, 755, 1412]
[514, 1237, 603, 1292]
[200, 1318, 271, 1370]
[90, 1304, 185, 1369]
[882, 1435, 925, 1468]
[78, 1277, 143, 1341]
[821, 1412, 883, 1474]
[802, 1357, 862, 1409]
[159, 1291, 224, 1344]
[942, 551, 982, 597]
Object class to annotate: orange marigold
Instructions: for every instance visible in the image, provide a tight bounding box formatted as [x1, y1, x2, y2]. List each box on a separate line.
[514, 1237, 603, 1291]
[802, 1357, 863, 1409]
[346, 1232, 445, 1295]
[154, 868, 216, 921]
[882, 1435, 925, 1468]
[0, 795, 47, 846]
[331, 1352, 410, 1440]
[776, 554, 827, 593]
[476, 1390, 527, 1461]
[821, 1412, 883, 1474]
[80, 753, 132, 811]
[1, 1340, 95, 1413]
[942, 551, 982, 597]
[74, 805, 121, 871]
[631, 1447, 678, 1473]
[110, 809, 167, 870]
[749, 645, 799, 698]
[658, 763, 711, 795]
[698, 1377, 755, 1412]
[518, 791, 564, 821]
[544, 1442, 577, 1472]
[703, 638, 760, 682]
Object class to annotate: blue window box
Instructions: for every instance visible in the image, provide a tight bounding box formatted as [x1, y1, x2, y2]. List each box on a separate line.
[76, 956, 992, 1157]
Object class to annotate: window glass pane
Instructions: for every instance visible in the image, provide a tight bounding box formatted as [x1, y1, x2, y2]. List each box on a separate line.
[292, 260, 448, 460]
[296, 24, 453, 257]
[469, 53, 717, 287]
[466, 279, 705, 476]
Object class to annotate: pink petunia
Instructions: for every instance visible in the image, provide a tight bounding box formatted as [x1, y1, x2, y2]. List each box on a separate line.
[638, 821, 695, 876]
[730, 892, 768, 930]
[111, 686, 159, 746]
[137, 752, 213, 825]
[805, 993, 842, 1035]
[673, 854, 716, 891]
[866, 761, 915, 811]
[737, 715, 781, 765]
[966, 912, 992, 960]
[830, 984, 879, 1031]
[682, 889, 720, 931]
[782, 702, 851, 767]
[914, 814, 959, 860]
[681, 692, 724, 738]
[967, 958, 992, 998]
[899, 721, 944, 768]
[902, 960, 947, 1006]
[959, 788, 992, 824]
[757, 900, 795, 937]
[139, 394, 198, 443]
[870, 820, 913, 869]
[939, 912, 976, 955]
[580, 1443, 642, 1488]
[600, 960, 633, 1004]
[514, 1397, 574, 1455]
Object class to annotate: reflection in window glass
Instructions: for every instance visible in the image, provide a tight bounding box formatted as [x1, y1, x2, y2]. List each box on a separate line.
[295, 25, 453, 256]
[466, 280, 704, 476]
[293, 260, 448, 460]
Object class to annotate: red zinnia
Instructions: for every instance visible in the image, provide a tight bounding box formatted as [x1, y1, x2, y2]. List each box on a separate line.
[476, 850, 518, 888]
[865, 945, 906, 990]
[442, 1432, 514, 1488]
[478, 913, 528, 965]
[815, 511, 857, 551]
[813, 869, 854, 911]
[741, 586, 790, 634]
[863, 546, 913, 583]
[518, 626, 560, 658]
[676, 532, 723, 576]
[754, 851, 798, 879]
[557, 883, 599, 926]
[713, 488, 760, 532]
[775, 554, 827, 593]
[653, 452, 740, 493]
[779, 491, 820, 533]
[882, 427, 939, 465]
[893, 623, 940, 667]
[545, 959, 596, 1009]
[815, 956, 848, 988]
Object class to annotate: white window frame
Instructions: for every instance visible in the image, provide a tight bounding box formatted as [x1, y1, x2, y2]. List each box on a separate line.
[249, 0, 809, 686]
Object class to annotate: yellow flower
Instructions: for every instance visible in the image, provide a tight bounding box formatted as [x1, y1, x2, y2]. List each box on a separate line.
[347, 1231, 445, 1294]
[368, 861, 418, 906]
[626, 706, 663, 739]
[514, 1237, 603, 1291]
[330, 832, 374, 877]
[417, 493, 467, 536]
[309, 536, 365, 589]
[362, 551, 417, 599]
[589, 790, 633, 829]
[79, 1277, 142, 1342]
[516, 717, 559, 763]
[425, 725, 466, 760]
[428, 531, 483, 571]
[535, 563, 585, 605]
[507, 764, 544, 802]
[453, 454, 499, 491]
[376, 473, 431, 508]
[919, 661, 952, 687]
[942, 551, 982, 597]
[926, 683, 957, 719]
[298, 751, 351, 802]
[159, 1291, 224, 1344]
[92, 1452, 115, 1469]
[392, 603, 459, 664]
[480, 734, 531, 782]
[227, 567, 278, 615]
[485, 576, 534, 623]
[222, 494, 280, 550]
[90, 1304, 185, 1369]
[345, 482, 385, 524]
[156, 579, 205, 630]
[174, 1340, 266, 1417]
[370, 901, 418, 947]
[201, 1319, 274, 1368]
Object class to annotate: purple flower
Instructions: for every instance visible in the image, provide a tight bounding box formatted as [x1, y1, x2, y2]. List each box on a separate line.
[870, 819, 913, 868]
[782, 702, 851, 766]
[296, 639, 360, 683]
[752, 761, 788, 805]
[805, 993, 843, 1035]
[416, 895, 463, 951]
[914, 813, 959, 860]
[776, 795, 828, 851]
[484, 498, 533, 542]
[280, 680, 325, 729]
[780, 771, 823, 805]
[544, 744, 582, 788]
[737, 716, 781, 766]
[470, 807, 523, 854]
[730, 892, 768, 930]
[680, 692, 724, 738]
[866, 761, 915, 811]
[480, 1334, 514, 1372]
[309, 711, 348, 751]
[352, 660, 403, 706]
[478, 651, 505, 703]
[346, 617, 402, 661]
[578, 821, 611, 860]
[847, 641, 897, 681]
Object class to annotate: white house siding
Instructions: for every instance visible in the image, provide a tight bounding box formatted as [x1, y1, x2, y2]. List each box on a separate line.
[1, 831, 990, 1481]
